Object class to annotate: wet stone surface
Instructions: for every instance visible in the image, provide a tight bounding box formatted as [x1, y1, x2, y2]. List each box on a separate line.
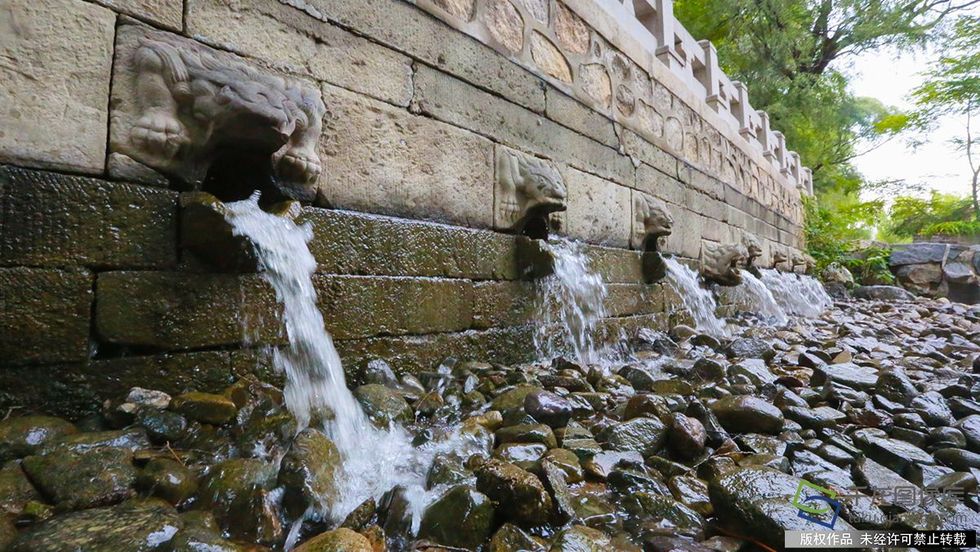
[0, 291, 978, 551]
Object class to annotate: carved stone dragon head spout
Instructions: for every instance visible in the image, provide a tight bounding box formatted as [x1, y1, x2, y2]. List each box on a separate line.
[495, 149, 567, 239]
[123, 29, 326, 201]
[702, 242, 747, 286]
[773, 249, 789, 271]
[791, 252, 815, 274]
[631, 193, 674, 252]
[741, 233, 762, 267]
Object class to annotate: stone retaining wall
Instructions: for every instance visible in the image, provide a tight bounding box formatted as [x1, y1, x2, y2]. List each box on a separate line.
[0, 0, 808, 417]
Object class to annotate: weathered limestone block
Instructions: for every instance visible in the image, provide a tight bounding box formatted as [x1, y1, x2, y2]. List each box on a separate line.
[0, 167, 178, 269]
[483, 0, 525, 54]
[0, 268, 93, 365]
[412, 65, 633, 185]
[92, 0, 181, 30]
[529, 32, 572, 83]
[494, 147, 567, 238]
[544, 88, 618, 148]
[314, 276, 475, 340]
[0, 0, 115, 173]
[318, 84, 494, 228]
[701, 242, 746, 286]
[430, 0, 477, 21]
[471, 280, 538, 329]
[553, 1, 590, 55]
[563, 167, 630, 247]
[584, 246, 644, 284]
[604, 284, 667, 317]
[300, 208, 519, 280]
[186, 0, 414, 107]
[110, 23, 326, 201]
[630, 191, 673, 252]
[578, 64, 612, 108]
[663, 207, 704, 260]
[96, 272, 281, 350]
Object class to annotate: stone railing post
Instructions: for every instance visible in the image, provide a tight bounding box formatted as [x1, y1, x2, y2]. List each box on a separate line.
[700, 40, 726, 113]
[653, 0, 683, 71]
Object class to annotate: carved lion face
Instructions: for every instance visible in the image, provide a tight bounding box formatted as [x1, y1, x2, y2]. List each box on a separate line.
[519, 158, 567, 214]
[642, 197, 674, 238]
[703, 243, 746, 286]
[742, 233, 762, 261]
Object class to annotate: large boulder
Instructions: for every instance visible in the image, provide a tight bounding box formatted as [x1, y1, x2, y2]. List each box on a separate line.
[197, 458, 282, 544]
[10, 498, 181, 552]
[890, 243, 948, 267]
[419, 485, 494, 549]
[475, 459, 552, 528]
[852, 285, 915, 302]
[277, 428, 341, 518]
[293, 528, 373, 552]
[0, 416, 77, 462]
[710, 396, 784, 434]
[821, 263, 854, 286]
[21, 446, 137, 510]
[895, 264, 945, 296]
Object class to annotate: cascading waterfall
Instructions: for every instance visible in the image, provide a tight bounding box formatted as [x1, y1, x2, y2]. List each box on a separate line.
[663, 257, 728, 337]
[533, 238, 609, 365]
[760, 268, 833, 318]
[731, 270, 789, 326]
[225, 194, 485, 544]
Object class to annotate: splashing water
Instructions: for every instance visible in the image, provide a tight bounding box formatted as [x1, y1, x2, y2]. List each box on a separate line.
[533, 238, 609, 365]
[225, 195, 486, 540]
[663, 257, 728, 337]
[730, 270, 789, 326]
[760, 269, 832, 318]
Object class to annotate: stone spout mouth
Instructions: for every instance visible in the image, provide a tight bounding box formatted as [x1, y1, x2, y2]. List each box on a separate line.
[515, 203, 566, 241]
[180, 191, 301, 272]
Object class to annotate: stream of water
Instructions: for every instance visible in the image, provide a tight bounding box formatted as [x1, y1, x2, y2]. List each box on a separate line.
[732, 270, 789, 326]
[663, 257, 728, 337]
[533, 238, 609, 365]
[225, 195, 485, 546]
[760, 268, 833, 318]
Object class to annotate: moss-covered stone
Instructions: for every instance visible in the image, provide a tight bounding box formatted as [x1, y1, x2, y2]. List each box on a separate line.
[0, 268, 93, 365]
[21, 446, 136, 511]
[0, 461, 41, 515]
[171, 392, 238, 425]
[136, 458, 198, 505]
[293, 527, 373, 552]
[9, 498, 181, 552]
[353, 384, 413, 426]
[548, 525, 612, 551]
[475, 459, 552, 528]
[277, 428, 341, 517]
[196, 458, 281, 544]
[0, 167, 178, 269]
[0, 416, 77, 462]
[419, 485, 494, 549]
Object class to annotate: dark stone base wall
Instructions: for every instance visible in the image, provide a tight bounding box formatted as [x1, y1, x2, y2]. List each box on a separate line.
[0, 165, 690, 418]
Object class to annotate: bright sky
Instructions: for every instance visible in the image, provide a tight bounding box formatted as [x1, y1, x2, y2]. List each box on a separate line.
[846, 47, 973, 202]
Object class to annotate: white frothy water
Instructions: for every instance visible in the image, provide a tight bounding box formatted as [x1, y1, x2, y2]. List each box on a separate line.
[732, 270, 789, 326]
[533, 238, 609, 365]
[760, 269, 833, 318]
[663, 257, 728, 337]
[225, 195, 486, 540]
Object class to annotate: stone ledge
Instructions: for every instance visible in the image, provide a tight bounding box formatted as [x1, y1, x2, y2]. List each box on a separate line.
[0, 166, 178, 269]
[0, 268, 94, 365]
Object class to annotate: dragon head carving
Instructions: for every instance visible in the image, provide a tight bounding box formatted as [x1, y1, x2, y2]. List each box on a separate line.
[741, 233, 762, 267]
[773, 249, 789, 270]
[702, 242, 747, 286]
[631, 193, 673, 252]
[495, 149, 567, 239]
[121, 28, 326, 201]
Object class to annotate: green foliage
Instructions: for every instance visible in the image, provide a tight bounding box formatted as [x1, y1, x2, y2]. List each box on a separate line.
[842, 246, 896, 285]
[803, 194, 884, 272]
[920, 219, 980, 236]
[884, 191, 976, 237]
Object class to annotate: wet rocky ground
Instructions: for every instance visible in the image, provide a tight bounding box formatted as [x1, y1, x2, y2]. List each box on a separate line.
[1, 292, 979, 551]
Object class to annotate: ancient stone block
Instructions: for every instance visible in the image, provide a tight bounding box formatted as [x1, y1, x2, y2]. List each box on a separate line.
[890, 243, 949, 267]
[631, 191, 673, 252]
[318, 84, 494, 227]
[494, 147, 567, 238]
[412, 65, 633, 185]
[0, 167, 178, 269]
[0, 0, 114, 173]
[472, 281, 538, 329]
[186, 0, 414, 107]
[0, 268, 93, 365]
[554, 2, 590, 55]
[545, 88, 618, 148]
[584, 246, 643, 284]
[431, 0, 476, 20]
[314, 276, 475, 339]
[563, 168, 630, 247]
[530, 32, 572, 83]
[605, 284, 666, 317]
[300, 208, 520, 280]
[92, 0, 181, 29]
[96, 272, 282, 350]
[110, 23, 326, 201]
[484, 0, 525, 54]
[635, 163, 685, 207]
[578, 64, 612, 109]
[663, 208, 703, 260]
